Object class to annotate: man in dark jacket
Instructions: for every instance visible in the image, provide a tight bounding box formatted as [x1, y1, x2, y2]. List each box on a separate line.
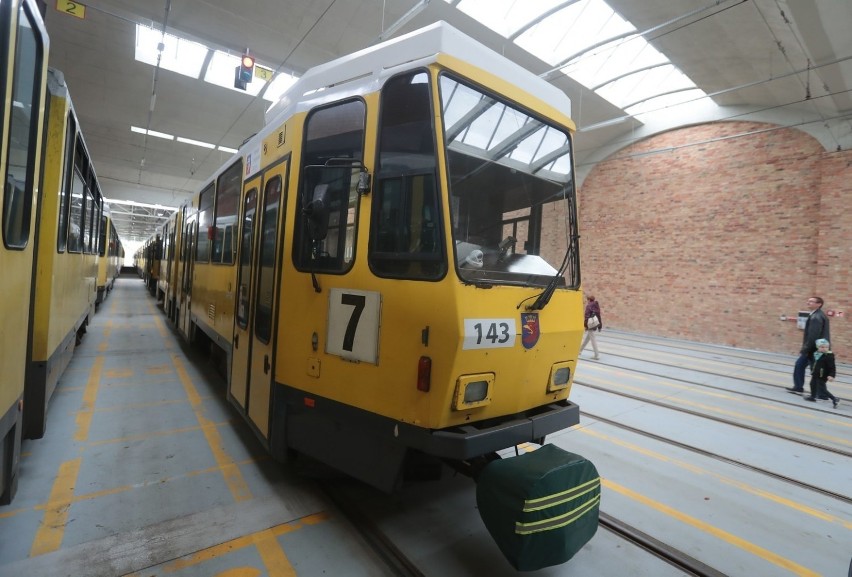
[788, 296, 830, 394]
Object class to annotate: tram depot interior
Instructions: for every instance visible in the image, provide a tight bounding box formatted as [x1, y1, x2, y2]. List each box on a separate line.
[41, 0, 851, 355]
[3, 0, 852, 575]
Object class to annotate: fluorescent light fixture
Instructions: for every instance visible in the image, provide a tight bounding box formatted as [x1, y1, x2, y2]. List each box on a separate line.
[105, 198, 176, 211]
[131, 126, 175, 140]
[177, 136, 216, 149]
[218, 146, 238, 154]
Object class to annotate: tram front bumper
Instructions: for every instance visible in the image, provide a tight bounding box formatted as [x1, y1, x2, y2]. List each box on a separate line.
[395, 399, 580, 461]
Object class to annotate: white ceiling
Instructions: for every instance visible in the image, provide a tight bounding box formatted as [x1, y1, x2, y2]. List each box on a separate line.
[42, 0, 852, 244]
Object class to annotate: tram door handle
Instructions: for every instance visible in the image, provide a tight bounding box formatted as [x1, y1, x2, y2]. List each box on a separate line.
[234, 334, 239, 349]
[264, 354, 270, 374]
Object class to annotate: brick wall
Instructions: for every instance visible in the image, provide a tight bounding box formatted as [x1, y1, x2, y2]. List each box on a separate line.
[578, 121, 850, 357]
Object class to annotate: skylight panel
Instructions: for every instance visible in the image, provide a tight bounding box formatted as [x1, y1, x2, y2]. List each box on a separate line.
[462, 103, 504, 149]
[205, 51, 266, 97]
[135, 25, 206, 78]
[455, 0, 565, 38]
[623, 89, 706, 115]
[135, 24, 301, 102]
[598, 65, 695, 109]
[515, 0, 634, 67]
[263, 72, 299, 103]
[562, 37, 668, 90]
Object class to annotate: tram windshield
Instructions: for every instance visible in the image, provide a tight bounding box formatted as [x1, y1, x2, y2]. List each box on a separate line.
[439, 74, 578, 289]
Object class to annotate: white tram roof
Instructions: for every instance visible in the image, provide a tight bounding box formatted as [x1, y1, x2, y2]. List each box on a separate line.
[263, 21, 572, 128]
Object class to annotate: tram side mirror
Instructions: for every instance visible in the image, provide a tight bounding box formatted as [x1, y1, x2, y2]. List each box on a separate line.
[304, 183, 330, 241]
[356, 169, 371, 195]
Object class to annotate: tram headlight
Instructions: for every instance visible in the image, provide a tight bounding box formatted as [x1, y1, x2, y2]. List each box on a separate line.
[452, 373, 494, 410]
[548, 362, 572, 393]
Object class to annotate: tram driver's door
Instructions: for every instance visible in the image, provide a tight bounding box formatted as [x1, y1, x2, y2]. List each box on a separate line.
[230, 161, 287, 440]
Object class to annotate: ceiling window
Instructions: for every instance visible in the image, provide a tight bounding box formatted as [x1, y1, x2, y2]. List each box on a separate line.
[135, 24, 206, 77]
[450, 0, 707, 117]
[134, 24, 298, 103]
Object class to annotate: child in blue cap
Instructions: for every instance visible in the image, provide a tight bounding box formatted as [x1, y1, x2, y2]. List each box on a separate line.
[804, 338, 839, 408]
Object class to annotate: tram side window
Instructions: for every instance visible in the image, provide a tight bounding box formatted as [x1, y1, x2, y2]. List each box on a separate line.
[369, 71, 444, 280]
[67, 152, 87, 252]
[212, 161, 241, 265]
[195, 184, 214, 262]
[57, 114, 77, 252]
[83, 184, 95, 253]
[255, 177, 282, 343]
[293, 99, 364, 273]
[236, 188, 258, 330]
[2, 2, 44, 249]
[98, 215, 107, 256]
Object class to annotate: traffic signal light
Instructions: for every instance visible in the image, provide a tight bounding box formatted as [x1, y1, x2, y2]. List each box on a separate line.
[240, 54, 254, 82]
[234, 53, 255, 90]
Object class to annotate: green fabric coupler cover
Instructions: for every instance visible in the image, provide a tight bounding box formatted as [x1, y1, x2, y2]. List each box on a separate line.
[476, 444, 600, 571]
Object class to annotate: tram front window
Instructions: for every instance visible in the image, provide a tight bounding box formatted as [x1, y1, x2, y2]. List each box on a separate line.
[439, 74, 579, 289]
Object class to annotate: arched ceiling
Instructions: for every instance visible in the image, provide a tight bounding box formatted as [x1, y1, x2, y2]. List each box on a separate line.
[42, 0, 852, 244]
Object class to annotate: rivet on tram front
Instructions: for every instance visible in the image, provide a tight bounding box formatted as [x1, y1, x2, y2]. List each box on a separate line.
[311, 332, 318, 352]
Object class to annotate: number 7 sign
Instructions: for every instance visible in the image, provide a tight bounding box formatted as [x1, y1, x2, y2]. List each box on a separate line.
[326, 288, 382, 364]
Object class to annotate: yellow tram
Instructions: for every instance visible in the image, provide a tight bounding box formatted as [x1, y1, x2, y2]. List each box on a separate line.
[96, 205, 124, 306]
[165, 21, 586, 487]
[24, 68, 105, 439]
[0, 0, 49, 503]
[150, 22, 597, 566]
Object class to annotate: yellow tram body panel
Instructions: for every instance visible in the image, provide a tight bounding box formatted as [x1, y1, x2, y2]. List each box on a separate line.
[97, 214, 122, 304]
[191, 261, 237, 342]
[31, 73, 97, 362]
[1, 0, 50, 502]
[267, 49, 582, 431]
[25, 69, 100, 438]
[276, 277, 583, 431]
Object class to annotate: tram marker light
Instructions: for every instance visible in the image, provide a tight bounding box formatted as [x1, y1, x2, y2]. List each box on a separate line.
[417, 356, 431, 392]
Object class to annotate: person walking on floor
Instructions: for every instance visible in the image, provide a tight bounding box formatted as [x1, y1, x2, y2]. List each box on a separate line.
[788, 296, 830, 394]
[580, 294, 602, 360]
[804, 338, 839, 408]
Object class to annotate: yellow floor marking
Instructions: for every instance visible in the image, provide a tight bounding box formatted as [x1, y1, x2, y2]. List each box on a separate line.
[104, 367, 134, 379]
[604, 479, 822, 577]
[30, 458, 81, 556]
[74, 355, 105, 442]
[0, 507, 26, 520]
[146, 364, 174, 375]
[253, 529, 297, 577]
[85, 397, 188, 413]
[85, 418, 239, 447]
[152, 315, 174, 347]
[161, 513, 329, 573]
[98, 320, 112, 352]
[579, 427, 852, 530]
[30, 456, 265, 512]
[172, 352, 252, 502]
